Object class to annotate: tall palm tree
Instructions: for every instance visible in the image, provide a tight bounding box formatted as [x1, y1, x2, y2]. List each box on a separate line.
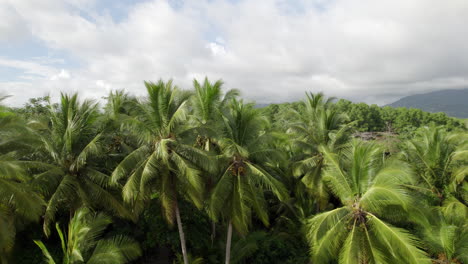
[0, 102, 44, 263]
[111, 80, 213, 264]
[34, 93, 129, 235]
[306, 141, 431, 264]
[34, 207, 141, 264]
[190, 77, 239, 243]
[190, 77, 240, 192]
[209, 99, 288, 264]
[289, 92, 352, 212]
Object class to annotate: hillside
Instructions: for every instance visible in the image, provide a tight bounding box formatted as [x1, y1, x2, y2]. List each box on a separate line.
[386, 89, 468, 118]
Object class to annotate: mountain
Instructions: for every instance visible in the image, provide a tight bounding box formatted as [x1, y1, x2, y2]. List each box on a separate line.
[386, 89, 468, 118]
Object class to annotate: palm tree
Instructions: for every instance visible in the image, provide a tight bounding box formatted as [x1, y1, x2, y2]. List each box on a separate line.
[209, 99, 288, 264]
[0, 154, 44, 263]
[300, 92, 336, 112]
[289, 92, 352, 212]
[306, 141, 431, 264]
[402, 126, 467, 206]
[34, 207, 141, 264]
[111, 80, 214, 264]
[421, 212, 467, 264]
[102, 90, 139, 167]
[0, 102, 44, 263]
[191, 77, 239, 134]
[103, 90, 138, 120]
[190, 77, 239, 243]
[33, 93, 129, 235]
[190, 77, 239, 191]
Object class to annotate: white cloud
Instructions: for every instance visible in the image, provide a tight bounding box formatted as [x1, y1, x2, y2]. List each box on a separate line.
[0, 57, 58, 79]
[0, 2, 29, 42]
[207, 42, 227, 56]
[1, 0, 468, 106]
[50, 69, 71, 80]
[96, 79, 111, 91]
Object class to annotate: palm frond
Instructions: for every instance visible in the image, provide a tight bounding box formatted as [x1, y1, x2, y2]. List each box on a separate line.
[367, 213, 430, 264]
[306, 207, 350, 264]
[87, 235, 142, 264]
[33, 240, 57, 264]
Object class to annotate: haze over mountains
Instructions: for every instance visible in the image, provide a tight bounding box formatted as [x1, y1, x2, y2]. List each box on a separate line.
[385, 89, 468, 119]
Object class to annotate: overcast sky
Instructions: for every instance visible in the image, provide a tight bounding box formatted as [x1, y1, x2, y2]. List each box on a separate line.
[1, 0, 467, 106]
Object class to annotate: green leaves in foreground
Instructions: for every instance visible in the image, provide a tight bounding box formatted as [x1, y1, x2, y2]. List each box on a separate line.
[306, 141, 431, 264]
[34, 207, 141, 264]
[0, 107, 45, 260]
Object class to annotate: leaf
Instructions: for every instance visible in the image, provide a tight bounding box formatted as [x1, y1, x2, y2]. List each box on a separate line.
[367, 213, 431, 264]
[33, 240, 57, 264]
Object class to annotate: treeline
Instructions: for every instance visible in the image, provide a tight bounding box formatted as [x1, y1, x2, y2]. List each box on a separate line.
[263, 98, 465, 133]
[0, 79, 467, 264]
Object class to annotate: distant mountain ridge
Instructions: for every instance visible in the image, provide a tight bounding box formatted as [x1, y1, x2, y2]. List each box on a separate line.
[385, 89, 468, 118]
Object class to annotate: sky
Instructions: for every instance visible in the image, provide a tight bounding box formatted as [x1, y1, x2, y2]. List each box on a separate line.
[1, 0, 467, 106]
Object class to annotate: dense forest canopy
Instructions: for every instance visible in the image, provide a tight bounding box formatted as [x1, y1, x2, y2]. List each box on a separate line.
[0, 79, 467, 264]
[262, 99, 465, 133]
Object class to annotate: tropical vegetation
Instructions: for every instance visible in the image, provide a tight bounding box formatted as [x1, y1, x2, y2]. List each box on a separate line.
[0, 79, 466, 264]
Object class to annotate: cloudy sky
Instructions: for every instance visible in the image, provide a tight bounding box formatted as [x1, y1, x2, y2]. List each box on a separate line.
[1, 0, 467, 106]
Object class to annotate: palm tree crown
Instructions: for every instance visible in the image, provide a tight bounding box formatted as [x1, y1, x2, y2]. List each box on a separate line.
[288, 92, 352, 212]
[402, 126, 467, 204]
[35, 93, 128, 235]
[210, 99, 288, 233]
[111, 80, 213, 220]
[306, 141, 431, 264]
[191, 77, 239, 126]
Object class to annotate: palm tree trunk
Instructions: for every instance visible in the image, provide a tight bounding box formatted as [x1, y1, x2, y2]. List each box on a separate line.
[175, 202, 189, 264]
[225, 220, 233, 264]
[211, 220, 216, 246]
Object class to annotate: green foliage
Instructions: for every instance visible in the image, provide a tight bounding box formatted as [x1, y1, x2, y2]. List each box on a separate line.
[420, 212, 468, 263]
[137, 199, 217, 259]
[264, 98, 465, 135]
[209, 99, 288, 234]
[0, 102, 45, 262]
[191, 77, 239, 127]
[306, 141, 431, 264]
[231, 231, 308, 264]
[336, 99, 464, 133]
[288, 92, 352, 213]
[33, 93, 130, 235]
[13, 96, 56, 120]
[111, 80, 213, 220]
[3, 84, 467, 264]
[34, 207, 141, 264]
[401, 126, 468, 206]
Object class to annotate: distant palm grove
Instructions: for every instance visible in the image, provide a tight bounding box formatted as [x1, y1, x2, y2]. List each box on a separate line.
[1, 78, 467, 264]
